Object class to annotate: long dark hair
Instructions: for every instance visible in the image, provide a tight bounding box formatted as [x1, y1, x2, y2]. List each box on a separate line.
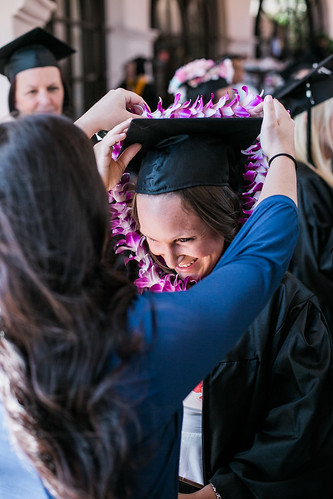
[178, 185, 243, 243]
[0, 115, 140, 498]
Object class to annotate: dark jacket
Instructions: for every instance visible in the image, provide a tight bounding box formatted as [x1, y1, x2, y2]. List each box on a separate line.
[202, 272, 333, 498]
[289, 162, 333, 332]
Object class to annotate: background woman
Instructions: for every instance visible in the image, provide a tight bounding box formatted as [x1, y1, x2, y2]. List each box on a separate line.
[0, 27, 74, 117]
[275, 58, 333, 332]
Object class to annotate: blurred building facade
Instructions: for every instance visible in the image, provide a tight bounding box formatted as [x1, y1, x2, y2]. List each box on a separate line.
[1, 0, 332, 119]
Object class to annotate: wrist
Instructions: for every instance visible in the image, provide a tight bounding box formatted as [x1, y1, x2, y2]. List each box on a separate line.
[74, 113, 99, 138]
[268, 153, 297, 170]
[210, 483, 222, 499]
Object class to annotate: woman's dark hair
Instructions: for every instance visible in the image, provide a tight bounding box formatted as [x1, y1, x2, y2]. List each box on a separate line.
[61, 71, 73, 117]
[132, 184, 243, 271]
[8, 69, 73, 118]
[0, 115, 140, 498]
[7, 78, 17, 114]
[178, 185, 243, 243]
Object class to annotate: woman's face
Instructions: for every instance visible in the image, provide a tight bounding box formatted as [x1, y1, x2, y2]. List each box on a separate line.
[136, 193, 225, 281]
[15, 66, 65, 116]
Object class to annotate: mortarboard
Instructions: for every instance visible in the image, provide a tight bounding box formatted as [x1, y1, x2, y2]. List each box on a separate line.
[185, 77, 229, 103]
[0, 27, 75, 82]
[279, 53, 318, 82]
[274, 53, 333, 117]
[274, 53, 333, 165]
[132, 56, 151, 76]
[121, 117, 262, 194]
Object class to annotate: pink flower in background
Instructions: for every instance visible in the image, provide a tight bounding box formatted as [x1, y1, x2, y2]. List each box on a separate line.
[168, 58, 234, 97]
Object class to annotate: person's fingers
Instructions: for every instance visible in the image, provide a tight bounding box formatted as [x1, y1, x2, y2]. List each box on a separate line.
[260, 95, 295, 159]
[262, 95, 276, 129]
[105, 119, 132, 138]
[274, 101, 294, 134]
[105, 132, 126, 147]
[122, 89, 149, 112]
[111, 118, 132, 132]
[251, 101, 264, 115]
[273, 98, 288, 121]
[116, 143, 142, 170]
[99, 119, 132, 148]
[130, 104, 146, 115]
[126, 108, 147, 119]
[106, 143, 142, 190]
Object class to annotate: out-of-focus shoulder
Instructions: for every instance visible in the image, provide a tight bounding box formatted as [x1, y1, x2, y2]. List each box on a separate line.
[0, 113, 15, 124]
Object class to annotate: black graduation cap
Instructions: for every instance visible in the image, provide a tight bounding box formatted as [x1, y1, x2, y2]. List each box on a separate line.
[185, 77, 229, 103]
[274, 53, 333, 117]
[279, 52, 318, 82]
[274, 53, 333, 165]
[132, 56, 150, 76]
[122, 117, 262, 194]
[0, 27, 75, 81]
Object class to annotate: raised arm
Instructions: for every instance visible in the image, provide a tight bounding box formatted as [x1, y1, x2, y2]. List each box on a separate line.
[257, 95, 297, 206]
[74, 88, 147, 138]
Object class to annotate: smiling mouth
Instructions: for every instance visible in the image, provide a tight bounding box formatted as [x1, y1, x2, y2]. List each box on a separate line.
[177, 258, 198, 269]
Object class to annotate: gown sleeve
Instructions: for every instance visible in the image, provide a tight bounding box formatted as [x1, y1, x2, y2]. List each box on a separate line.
[204, 274, 333, 498]
[289, 163, 333, 330]
[127, 195, 298, 421]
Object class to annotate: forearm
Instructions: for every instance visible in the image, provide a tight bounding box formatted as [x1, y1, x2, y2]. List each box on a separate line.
[74, 112, 99, 138]
[178, 484, 218, 498]
[75, 88, 146, 138]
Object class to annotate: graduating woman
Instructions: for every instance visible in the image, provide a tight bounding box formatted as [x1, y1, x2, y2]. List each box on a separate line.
[0, 27, 74, 117]
[102, 91, 333, 498]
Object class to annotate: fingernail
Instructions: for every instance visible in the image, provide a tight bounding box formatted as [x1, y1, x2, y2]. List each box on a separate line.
[265, 95, 273, 102]
[131, 105, 144, 114]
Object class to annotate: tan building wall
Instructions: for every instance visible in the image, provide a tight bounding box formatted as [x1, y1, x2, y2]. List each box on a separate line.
[105, 0, 158, 88]
[0, 0, 332, 118]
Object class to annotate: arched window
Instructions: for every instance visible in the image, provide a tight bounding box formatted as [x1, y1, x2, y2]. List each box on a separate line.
[152, 0, 218, 104]
[47, 0, 107, 118]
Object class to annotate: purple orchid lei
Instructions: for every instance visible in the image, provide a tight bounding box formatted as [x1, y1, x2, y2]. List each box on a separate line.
[109, 87, 267, 294]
